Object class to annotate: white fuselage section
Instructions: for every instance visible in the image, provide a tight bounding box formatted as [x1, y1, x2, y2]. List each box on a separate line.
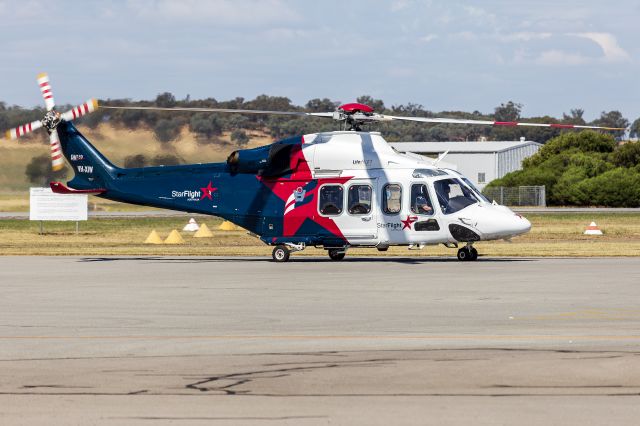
[298, 131, 531, 246]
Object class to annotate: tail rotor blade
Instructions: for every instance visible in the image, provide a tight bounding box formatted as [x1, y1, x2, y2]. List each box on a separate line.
[49, 130, 65, 171]
[5, 120, 43, 140]
[60, 99, 99, 122]
[37, 72, 56, 111]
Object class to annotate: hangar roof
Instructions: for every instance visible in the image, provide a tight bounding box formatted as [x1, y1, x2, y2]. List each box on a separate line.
[390, 141, 542, 154]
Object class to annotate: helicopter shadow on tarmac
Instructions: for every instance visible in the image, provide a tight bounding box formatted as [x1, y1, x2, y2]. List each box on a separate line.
[78, 256, 535, 265]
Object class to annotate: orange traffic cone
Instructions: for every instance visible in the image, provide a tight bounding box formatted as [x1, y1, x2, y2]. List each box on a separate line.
[584, 221, 603, 235]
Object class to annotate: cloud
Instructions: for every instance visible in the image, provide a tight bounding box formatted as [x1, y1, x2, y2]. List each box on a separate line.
[419, 34, 438, 43]
[387, 67, 416, 78]
[450, 31, 478, 42]
[127, 0, 299, 25]
[499, 32, 553, 42]
[390, 0, 410, 12]
[463, 6, 496, 26]
[570, 32, 630, 62]
[536, 50, 590, 66]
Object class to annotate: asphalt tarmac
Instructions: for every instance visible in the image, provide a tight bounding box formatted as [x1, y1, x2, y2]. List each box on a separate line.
[1, 256, 640, 425]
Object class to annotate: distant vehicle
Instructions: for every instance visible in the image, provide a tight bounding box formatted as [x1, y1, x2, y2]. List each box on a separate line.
[4, 73, 625, 261]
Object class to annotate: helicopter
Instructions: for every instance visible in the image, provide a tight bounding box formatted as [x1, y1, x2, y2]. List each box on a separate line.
[4, 73, 626, 262]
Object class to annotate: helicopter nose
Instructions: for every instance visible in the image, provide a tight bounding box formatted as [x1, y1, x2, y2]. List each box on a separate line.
[474, 207, 531, 239]
[509, 214, 531, 236]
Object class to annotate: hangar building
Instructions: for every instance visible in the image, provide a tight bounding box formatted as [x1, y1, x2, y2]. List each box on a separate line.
[390, 140, 542, 190]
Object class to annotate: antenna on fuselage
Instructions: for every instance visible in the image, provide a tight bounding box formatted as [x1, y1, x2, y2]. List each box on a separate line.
[432, 150, 449, 167]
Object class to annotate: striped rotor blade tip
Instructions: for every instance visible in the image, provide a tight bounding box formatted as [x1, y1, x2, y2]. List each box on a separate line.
[5, 120, 43, 140]
[37, 72, 56, 111]
[60, 99, 99, 122]
[49, 130, 64, 171]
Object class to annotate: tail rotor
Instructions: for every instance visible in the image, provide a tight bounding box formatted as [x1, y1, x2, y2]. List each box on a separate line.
[3, 72, 99, 171]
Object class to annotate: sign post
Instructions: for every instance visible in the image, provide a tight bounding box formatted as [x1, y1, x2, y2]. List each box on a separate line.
[30, 188, 88, 234]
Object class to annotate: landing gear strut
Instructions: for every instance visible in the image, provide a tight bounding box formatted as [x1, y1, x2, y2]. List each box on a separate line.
[456, 245, 478, 261]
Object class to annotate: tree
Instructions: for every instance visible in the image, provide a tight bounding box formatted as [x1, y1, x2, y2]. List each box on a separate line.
[492, 101, 523, 141]
[591, 110, 629, 138]
[189, 113, 222, 139]
[306, 98, 339, 112]
[486, 131, 640, 206]
[25, 154, 67, 185]
[562, 108, 586, 125]
[151, 154, 182, 166]
[494, 101, 522, 122]
[611, 142, 640, 168]
[124, 154, 147, 168]
[231, 129, 249, 146]
[630, 118, 640, 139]
[356, 95, 385, 112]
[155, 92, 177, 108]
[153, 118, 181, 143]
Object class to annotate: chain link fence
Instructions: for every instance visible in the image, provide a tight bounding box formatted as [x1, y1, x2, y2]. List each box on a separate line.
[483, 186, 546, 207]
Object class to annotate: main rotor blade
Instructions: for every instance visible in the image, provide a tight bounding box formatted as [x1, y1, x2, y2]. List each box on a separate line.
[37, 73, 56, 111]
[382, 115, 627, 131]
[60, 99, 99, 122]
[5, 120, 43, 140]
[49, 130, 64, 171]
[100, 105, 333, 118]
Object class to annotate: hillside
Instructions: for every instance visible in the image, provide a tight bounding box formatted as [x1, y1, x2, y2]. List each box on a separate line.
[0, 123, 274, 192]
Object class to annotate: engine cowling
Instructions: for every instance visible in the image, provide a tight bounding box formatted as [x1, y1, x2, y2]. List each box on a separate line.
[227, 139, 300, 177]
[227, 145, 270, 174]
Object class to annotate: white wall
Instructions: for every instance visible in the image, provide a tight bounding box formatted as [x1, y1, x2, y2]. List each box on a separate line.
[445, 153, 496, 190]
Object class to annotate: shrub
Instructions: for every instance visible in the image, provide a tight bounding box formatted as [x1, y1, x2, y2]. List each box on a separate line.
[153, 119, 181, 143]
[231, 129, 249, 146]
[124, 154, 147, 168]
[25, 154, 67, 185]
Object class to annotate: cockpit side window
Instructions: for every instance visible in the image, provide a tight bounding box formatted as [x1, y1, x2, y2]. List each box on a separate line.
[461, 177, 491, 203]
[348, 184, 372, 215]
[410, 184, 434, 216]
[382, 184, 402, 215]
[319, 185, 344, 215]
[434, 178, 478, 214]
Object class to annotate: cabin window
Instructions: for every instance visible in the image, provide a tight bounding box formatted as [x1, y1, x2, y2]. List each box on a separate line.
[382, 184, 402, 215]
[319, 185, 344, 215]
[410, 184, 434, 216]
[348, 185, 372, 215]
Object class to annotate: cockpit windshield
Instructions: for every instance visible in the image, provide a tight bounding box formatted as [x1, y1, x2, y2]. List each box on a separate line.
[442, 169, 491, 203]
[460, 177, 491, 203]
[433, 178, 479, 214]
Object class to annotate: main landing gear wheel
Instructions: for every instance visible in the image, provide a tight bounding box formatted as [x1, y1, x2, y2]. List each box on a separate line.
[457, 246, 478, 261]
[328, 249, 346, 261]
[272, 245, 290, 262]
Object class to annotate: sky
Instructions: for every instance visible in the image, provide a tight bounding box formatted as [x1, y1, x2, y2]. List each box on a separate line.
[0, 0, 638, 121]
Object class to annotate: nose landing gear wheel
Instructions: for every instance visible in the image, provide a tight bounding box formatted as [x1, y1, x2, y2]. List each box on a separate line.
[469, 247, 478, 261]
[272, 245, 290, 262]
[457, 247, 478, 261]
[328, 249, 346, 261]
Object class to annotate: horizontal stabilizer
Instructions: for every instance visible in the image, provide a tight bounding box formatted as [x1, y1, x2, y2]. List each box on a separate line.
[50, 181, 106, 195]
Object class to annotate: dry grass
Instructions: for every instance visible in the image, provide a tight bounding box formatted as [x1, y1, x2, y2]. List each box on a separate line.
[1, 213, 639, 257]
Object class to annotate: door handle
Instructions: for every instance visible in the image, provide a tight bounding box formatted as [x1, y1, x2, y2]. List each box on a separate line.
[361, 216, 372, 221]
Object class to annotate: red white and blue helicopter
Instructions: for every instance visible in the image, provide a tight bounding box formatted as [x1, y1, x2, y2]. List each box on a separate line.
[4, 74, 625, 261]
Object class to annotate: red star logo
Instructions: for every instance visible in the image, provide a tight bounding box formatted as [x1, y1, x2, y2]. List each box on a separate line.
[200, 181, 217, 200]
[401, 215, 418, 230]
[256, 138, 352, 239]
